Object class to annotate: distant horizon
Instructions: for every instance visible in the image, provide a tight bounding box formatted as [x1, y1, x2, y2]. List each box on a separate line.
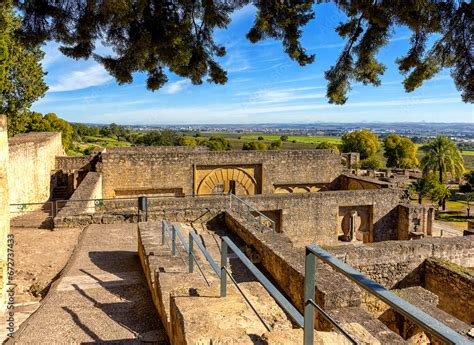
[73, 121, 473, 126]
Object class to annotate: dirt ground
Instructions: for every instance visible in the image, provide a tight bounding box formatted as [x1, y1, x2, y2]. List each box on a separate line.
[11, 226, 83, 305]
[1, 225, 83, 341]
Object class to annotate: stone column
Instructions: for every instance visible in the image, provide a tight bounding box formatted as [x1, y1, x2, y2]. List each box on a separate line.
[0, 115, 10, 311]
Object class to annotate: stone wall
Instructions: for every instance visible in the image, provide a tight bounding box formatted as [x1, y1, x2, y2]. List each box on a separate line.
[8, 132, 64, 205]
[56, 172, 103, 219]
[224, 211, 406, 343]
[99, 148, 344, 198]
[55, 156, 92, 171]
[0, 115, 9, 310]
[243, 188, 406, 246]
[54, 188, 407, 246]
[337, 174, 391, 190]
[424, 259, 474, 324]
[397, 204, 433, 239]
[328, 236, 474, 289]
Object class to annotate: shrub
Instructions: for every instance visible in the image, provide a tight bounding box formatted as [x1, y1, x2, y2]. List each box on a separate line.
[359, 156, 383, 170]
[268, 140, 282, 150]
[242, 141, 267, 150]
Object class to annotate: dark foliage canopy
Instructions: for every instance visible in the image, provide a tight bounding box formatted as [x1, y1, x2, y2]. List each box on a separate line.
[14, 1, 473, 103]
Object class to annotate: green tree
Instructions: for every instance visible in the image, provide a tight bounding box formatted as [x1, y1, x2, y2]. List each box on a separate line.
[341, 129, 380, 159]
[421, 136, 464, 184]
[44, 113, 73, 149]
[72, 123, 100, 138]
[358, 156, 382, 170]
[205, 136, 231, 151]
[180, 136, 197, 146]
[429, 183, 451, 211]
[268, 140, 282, 151]
[464, 170, 474, 186]
[316, 141, 338, 151]
[383, 134, 419, 168]
[280, 135, 289, 142]
[1, 2, 48, 136]
[257, 136, 264, 141]
[109, 123, 127, 141]
[409, 175, 437, 204]
[459, 170, 474, 193]
[15, 2, 473, 103]
[23, 111, 73, 149]
[0, 1, 12, 90]
[243, 141, 267, 151]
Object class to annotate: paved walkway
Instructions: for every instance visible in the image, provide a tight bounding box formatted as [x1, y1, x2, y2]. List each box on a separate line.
[10, 224, 169, 344]
[432, 220, 464, 237]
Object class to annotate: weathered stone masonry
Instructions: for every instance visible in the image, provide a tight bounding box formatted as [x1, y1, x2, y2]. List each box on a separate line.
[8, 132, 64, 205]
[99, 147, 344, 198]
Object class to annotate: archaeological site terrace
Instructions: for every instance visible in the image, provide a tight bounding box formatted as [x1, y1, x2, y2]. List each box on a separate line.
[1, 120, 473, 344]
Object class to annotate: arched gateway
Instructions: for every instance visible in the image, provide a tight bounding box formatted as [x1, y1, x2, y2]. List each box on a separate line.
[196, 167, 258, 195]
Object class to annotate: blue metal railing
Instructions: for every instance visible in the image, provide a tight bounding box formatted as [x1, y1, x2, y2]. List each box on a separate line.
[220, 236, 303, 330]
[158, 220, 356, 344]
[304, 244, 473, 345]
[229, 194, 276, 240]
[161, 220, 211, 286]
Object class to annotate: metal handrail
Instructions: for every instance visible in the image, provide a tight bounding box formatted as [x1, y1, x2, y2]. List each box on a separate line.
[304, 244, 473, 345]
[220, 236, 304, 328]
[229, 194, 276, 239]
[162, 220, 213, 286]
[222, 266, 271, 332]
[229, 194, 273, 224]
[172, 223, 211, 286]
[161, 220, 186, 265]
[189, 231, 221, 278]
[307, 300, 357, 344]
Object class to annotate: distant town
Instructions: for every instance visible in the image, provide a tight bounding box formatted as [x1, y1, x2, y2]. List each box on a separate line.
[82, 122, 474, 144]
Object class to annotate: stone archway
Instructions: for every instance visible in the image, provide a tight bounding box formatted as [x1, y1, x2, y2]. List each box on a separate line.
[338, 206, 372, 243]
[196, 167, 258, 195]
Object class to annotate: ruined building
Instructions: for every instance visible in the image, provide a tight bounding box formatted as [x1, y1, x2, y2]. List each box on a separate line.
[1, 116, 472, 344]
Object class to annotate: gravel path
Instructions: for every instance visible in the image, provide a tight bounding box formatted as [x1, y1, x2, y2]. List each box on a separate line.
[9, 223, 169, 344]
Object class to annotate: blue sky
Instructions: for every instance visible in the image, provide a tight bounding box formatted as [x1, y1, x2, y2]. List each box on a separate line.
[32, 3, 473, 125]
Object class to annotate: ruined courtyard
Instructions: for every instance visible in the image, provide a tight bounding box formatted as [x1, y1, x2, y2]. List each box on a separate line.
[1, 117, 473, 344]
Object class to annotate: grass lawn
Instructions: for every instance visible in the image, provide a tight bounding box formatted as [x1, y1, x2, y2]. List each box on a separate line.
[437, 211, 473, 223]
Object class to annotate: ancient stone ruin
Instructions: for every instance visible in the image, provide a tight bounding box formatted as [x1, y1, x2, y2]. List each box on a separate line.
[0, 116, 473, 344]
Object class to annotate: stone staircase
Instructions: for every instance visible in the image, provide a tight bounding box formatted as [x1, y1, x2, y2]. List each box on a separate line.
[138, 221, 352, 344]
[51, 186, 69, 201]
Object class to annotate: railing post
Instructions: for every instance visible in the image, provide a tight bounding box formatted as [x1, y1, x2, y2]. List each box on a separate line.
[161, 220, 165, 245]
[304, 248, 316, 345]
[220, 239, 228, 297]
[171, 224, 176, 256]
[188, 232, 194, 273]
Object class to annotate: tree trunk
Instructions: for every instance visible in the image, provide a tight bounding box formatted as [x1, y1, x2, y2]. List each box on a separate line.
[418, 195, 422, 204]
[442, 198, 446, 211]
[439, 168, 443, 184]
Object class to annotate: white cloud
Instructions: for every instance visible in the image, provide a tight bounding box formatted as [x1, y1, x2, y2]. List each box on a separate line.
[41, 42, 63, 69]
[49, 64, 113, 92]
[163, 80, 191, 94]
[235, 86, 326, 105]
